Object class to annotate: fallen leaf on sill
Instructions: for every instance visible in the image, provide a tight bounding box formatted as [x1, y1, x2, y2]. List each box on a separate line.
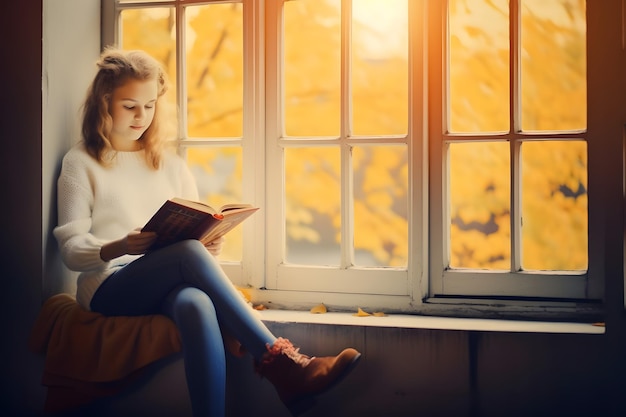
[353, 307, 371, 317]
[310, 303, 328, 314]
[235, 286, 252, 302]
[592, 322, 605, 327]
[253, 304, 268, 311]
[372, 311, 387, 317]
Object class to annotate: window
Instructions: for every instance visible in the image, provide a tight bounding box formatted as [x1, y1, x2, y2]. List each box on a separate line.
[103, 0, 606, 315]
[430, 0, 590, 301]
[264, 0, 418, 304]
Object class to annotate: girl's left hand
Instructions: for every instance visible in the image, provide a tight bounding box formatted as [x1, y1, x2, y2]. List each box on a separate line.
[204, 236, 225, 256]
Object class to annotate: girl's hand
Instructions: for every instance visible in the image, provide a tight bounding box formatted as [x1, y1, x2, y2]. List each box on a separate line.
[125, 229, 157, 255]
[204, 236, 225, 256]
[100, 228, 157, 261]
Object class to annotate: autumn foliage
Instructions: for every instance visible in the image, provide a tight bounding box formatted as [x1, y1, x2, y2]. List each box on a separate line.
[120, 0, 587, 271]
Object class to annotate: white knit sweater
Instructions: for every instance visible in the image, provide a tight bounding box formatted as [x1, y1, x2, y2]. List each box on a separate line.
[53, 143, 199, 310]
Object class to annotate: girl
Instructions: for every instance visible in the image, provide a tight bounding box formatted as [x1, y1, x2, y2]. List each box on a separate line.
[53, 48, 361, 417]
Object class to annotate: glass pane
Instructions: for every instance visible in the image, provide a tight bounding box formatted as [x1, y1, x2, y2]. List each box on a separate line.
[448, 0, 509, 133]
[285, 147, 341, 265]
[186, 147, 244, 262]
[186, 3, 244, 138]
[449, 142, 510, 269]
[121, 8, 177, 135]
[521, 141, 588, 270]
[284, 0, 341, 137]
[520, 0, 586, 131]
[353, 145, 408, 267]
[352, 0, 408, 136]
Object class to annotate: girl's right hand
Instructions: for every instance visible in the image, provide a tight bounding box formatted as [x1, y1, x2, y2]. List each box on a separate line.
[125, 229, 157, 255]
[100, 229, 157, 261]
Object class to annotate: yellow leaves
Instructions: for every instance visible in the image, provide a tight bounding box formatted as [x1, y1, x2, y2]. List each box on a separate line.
[287, 225, 321, 243]
[365, 191, 393, 210]
[122, 2, 588, 272]
[353, 307, 371, 317]
[448, 137, 588, 271]
[520, 141, 588, 270]
[309, 304, 387, 317]
[353, 307, 386, 317]
[449, 142, 512, 269]
[285, 147, 341, 216]
[350, 145, 409, 266]
[310, 303, 327, 314]
[449, 1, 587, 132]
[286, 205, 320, 243]
[235, 286, 251, 302]
[235, 286, 267, 311]
[353, 199, 408, 266]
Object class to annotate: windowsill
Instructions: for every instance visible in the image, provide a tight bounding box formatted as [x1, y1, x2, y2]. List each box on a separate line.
[258, 309, 605, 335]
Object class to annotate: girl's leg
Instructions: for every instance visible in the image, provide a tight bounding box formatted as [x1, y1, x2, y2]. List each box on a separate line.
[91, 239, 275, 359]
[161, 285, 226, 417]
[91, 239, 361, 416]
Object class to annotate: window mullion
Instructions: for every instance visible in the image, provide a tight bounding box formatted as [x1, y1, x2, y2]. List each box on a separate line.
[408, 0, 428, 301]
[340, 0, 354, 269]
[263, 0, 282, 290]
[510, 0, 521, 133]
[511, 140, 522, 272]
[176, 4, 187, 144]
[510, 0, 521, 272]
[428, 0, 446, 295]
[240, 0, 265, 282]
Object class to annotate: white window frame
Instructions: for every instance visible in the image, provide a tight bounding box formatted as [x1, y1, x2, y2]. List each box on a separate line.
[101, 0, 618, 317]
[428, 0, 592, 301]
[262, 0, 427, 312]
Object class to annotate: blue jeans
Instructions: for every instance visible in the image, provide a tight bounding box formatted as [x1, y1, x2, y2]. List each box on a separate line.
[90, 239, 277, 417]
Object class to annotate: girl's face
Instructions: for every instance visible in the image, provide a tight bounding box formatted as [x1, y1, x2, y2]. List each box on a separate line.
[108, 78, 158, 151]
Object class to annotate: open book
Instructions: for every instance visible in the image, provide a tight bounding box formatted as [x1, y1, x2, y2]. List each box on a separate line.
[143, 197, 259, 250]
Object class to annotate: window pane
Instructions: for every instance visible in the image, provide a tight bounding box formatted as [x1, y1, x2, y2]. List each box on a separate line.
[186, 3, 244, 138]
[186, 147, 243, 262]
[353, 145, 408, 267]
[449, 142, 510, 269]
[121, 8, 177, 134]
[285, 147, 341, 265]
[520, 0, 586, 132]
[521, 141, 588, 270]
[284, 0, 341, 137]
[448, 0, 509, 133]
[352, 0, 408, 136]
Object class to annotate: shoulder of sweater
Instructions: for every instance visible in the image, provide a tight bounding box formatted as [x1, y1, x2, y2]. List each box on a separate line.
[61, 142, 96, 167]
[160, 147, 186, 164]
[62, 142, 188, 174]
[160, 148, 190, 173]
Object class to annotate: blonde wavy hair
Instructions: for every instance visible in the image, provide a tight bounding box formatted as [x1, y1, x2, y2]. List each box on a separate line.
[81, 47, 170, 169]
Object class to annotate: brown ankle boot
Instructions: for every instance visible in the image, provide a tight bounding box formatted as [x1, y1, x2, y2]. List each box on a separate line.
[255, 337, 361, 416]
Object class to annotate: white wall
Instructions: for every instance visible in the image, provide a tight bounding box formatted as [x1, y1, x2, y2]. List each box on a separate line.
[0, 0, 100, 415]
[42, 0, 101, 298]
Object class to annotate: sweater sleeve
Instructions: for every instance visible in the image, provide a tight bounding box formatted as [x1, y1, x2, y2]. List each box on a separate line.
[53, 149, 110, 272]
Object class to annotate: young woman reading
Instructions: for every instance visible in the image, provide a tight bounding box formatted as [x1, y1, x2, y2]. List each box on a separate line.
[53, 48, 361, 417]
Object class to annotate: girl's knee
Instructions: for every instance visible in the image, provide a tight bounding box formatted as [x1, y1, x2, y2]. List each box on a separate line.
[176, 239, 207, 255]
[163, 239, 217, 270]
[172, 286, 217, 318]
[174, 239, 218, 264]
